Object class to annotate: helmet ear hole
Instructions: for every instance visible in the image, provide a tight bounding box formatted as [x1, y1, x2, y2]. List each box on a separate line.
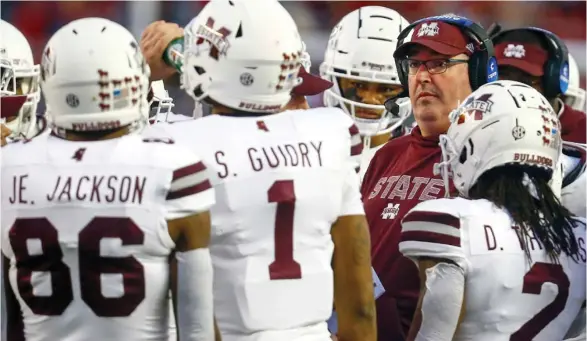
[194, 66, 206, 76]
[149, 100, 160, 118]
[193, 85, 204, 98]
[459, 139, 475, 164]
[459, 147, 468, 164]
[468, 138, 475, 155]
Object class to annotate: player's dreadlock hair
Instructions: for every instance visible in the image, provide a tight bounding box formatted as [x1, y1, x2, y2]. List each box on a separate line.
[468, 164, 580, 264]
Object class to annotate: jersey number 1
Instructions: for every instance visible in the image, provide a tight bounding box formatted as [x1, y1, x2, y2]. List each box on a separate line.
[268, 180, 302, 280]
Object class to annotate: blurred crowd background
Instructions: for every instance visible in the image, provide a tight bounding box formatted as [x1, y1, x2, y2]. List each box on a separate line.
[2, 0, 586, 114]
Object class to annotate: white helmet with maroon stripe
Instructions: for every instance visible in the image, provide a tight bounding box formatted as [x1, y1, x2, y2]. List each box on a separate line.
[41, 17, 150, 132]
[436, 80, 562, 197]
[182, 0, 303, 114]
[320, 6, 411, 137]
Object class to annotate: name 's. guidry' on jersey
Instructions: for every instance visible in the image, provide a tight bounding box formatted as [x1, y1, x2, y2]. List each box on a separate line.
[155, 107, 364, 339]
[1, 133, 215, 341]
[399, 197, 587, 341]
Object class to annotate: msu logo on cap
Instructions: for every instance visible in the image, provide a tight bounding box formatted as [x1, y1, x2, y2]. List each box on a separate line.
[417, 22, 440, 37]
[503, 44, 526, 59]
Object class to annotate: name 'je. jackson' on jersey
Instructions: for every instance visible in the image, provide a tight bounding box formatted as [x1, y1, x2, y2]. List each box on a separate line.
[8, 173, 147, 205]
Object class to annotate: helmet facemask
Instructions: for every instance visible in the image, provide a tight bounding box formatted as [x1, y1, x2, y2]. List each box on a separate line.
[322, 64, 410, 137]
[0, 57, 40, 138]
[435, 132, 458, 197]
[148, 85, 175, 124]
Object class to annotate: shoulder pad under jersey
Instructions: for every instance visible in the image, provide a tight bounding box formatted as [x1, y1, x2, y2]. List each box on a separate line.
[399, 197, 468, 270]
[298, 107, 363, 170]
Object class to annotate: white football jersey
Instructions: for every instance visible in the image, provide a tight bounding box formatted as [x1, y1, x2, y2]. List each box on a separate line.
[357, 127, 411, 183]
[561, 153, 586, 218]
[358, 143, 382, 184]
[1, 132, 214, 341]
[399, 197, 586, 341]
[153, 107, 364, 341]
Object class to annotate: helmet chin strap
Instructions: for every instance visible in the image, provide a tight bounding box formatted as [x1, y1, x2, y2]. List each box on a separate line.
[359, 135, 372, 171]
[436, 134, 456, 198]
[355, 106, 395, 174]
[193, 101, 206, 118]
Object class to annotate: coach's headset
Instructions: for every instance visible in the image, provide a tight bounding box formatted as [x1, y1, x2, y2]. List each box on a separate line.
[393, 14, 498, 96]
[490, 26, 569, 99]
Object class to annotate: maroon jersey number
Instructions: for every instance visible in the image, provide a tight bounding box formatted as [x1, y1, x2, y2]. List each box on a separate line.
[510, 262, 569, 340]
[268, 180, 302, 280]
[8, 217, 145, 317]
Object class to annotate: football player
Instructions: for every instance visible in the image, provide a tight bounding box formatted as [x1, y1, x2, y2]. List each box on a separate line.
[319, 6, 411, 335]
[320, 6, 412, 181]
[0, 20, 43, 143]
[1, 18, 216, 341]
[400, 80, 585, 340]
[142, 0, 376, 340]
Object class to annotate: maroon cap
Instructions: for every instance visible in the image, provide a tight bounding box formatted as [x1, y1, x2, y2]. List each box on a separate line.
[292, 66, 333, 96]
[495, 42, 548, 76]
[393, 21, 475, 58]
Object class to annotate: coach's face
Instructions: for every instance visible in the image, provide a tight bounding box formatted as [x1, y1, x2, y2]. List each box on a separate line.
[408, 47, 472, 137]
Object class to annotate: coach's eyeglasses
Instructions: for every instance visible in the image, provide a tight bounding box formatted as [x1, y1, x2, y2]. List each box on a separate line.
[402, 58, 469, 75]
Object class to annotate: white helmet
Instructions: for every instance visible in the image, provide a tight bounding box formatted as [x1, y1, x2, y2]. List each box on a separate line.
[0, 20, 41, 138]
[182, 0, 303, 113]
[564, 53, 586, 111]
[41, 17, 150, 132]
[320, 6, 411, 136]
[436, 80, 562, 197]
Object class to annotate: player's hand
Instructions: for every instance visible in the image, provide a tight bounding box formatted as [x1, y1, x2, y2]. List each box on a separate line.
[330, 335, 338, 341]
[1, 124, 11, 147]
[140, 20, 183, 81]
